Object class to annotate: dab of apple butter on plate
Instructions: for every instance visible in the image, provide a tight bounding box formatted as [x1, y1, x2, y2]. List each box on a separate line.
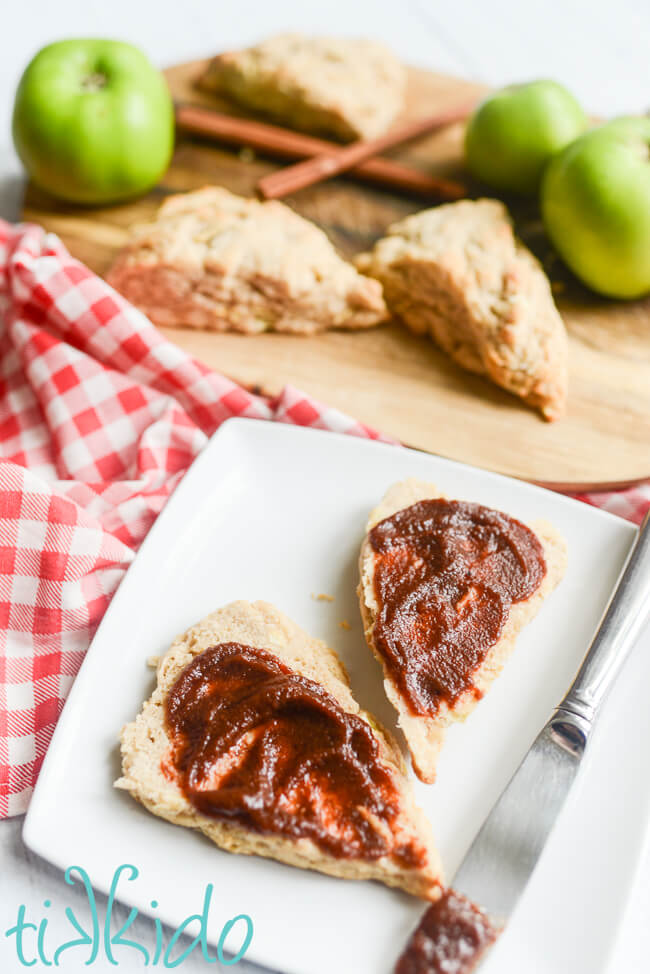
[395, 890, 499, 974]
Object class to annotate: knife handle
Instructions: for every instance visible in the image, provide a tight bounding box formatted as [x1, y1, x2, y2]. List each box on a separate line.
[551, 510, 650, 755]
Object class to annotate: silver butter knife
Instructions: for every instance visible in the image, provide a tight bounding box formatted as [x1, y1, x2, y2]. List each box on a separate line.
[454, 510, 650, 925]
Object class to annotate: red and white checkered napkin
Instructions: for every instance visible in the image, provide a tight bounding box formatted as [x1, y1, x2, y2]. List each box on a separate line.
[0, 219, 648, 819]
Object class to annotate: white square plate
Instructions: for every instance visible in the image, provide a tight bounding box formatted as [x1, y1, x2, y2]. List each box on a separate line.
[24, 419, 645, 974]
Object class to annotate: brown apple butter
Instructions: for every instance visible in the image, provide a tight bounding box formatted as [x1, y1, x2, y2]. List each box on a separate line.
[165, 642, 426, 866]
[395, 890, 498, 974]
[368, 499, 546, 716]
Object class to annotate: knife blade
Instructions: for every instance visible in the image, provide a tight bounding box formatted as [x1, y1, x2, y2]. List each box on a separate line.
[453, 509, 650, 927]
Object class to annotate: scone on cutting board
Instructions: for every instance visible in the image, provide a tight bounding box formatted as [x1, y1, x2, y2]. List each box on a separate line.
[355, 199, 569, 421]
[116, 600, 443, 900]
[106, 187, 387, 334]
[198, 34, 406, 141]
[358, 480, 567, 783]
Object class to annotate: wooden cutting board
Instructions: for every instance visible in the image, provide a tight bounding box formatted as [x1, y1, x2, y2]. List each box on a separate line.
[22, 59, 650, 487]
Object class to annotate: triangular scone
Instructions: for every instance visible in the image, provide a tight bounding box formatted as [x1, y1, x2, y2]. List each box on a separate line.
[358, 480, 567, 783]
[106, 187, 387, 334]
[355, 199, 569, 420]
[116, 600, 443, 900]
[198, 34, 406, 142]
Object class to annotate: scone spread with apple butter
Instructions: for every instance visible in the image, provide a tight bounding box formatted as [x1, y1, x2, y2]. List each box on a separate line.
[355, 199, 569, 421]
[116, 600, 443, 899]
[198, 33, 406, 141]
[358, 480, 567, 783]
[106, 186, 387, 334]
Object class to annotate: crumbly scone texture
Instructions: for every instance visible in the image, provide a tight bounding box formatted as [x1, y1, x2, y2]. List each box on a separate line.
[106, 187, 387, 334]
[198, 33, 406, 141]
[355, 199, 569, 421]
[358, 479, 567, 783]
[116, 600, 443, 899]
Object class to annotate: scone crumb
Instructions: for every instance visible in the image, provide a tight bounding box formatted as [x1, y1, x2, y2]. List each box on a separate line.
[311, 592, 335, 602]
[339, 620, 352, 631]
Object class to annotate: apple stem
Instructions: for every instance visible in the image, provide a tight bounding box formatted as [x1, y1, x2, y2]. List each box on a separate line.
[81, 72, 107, 92]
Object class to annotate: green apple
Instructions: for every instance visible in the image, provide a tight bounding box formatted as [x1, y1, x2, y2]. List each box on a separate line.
[12, 39, 174, 205]
[464, 80, 587, 194]
[541, 117, 650, 299]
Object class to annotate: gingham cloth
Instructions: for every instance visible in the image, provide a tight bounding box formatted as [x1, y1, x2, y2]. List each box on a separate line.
[0, 220, 648, 819]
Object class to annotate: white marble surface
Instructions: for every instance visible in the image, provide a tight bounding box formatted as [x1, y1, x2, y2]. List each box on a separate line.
[1, 2, 649, 971]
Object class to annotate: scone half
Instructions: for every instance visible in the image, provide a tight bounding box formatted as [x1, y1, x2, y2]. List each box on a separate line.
[106, 187, 387, 335]
[355, 199, 569, 421]
[116, 600, 443, 900]
[358, 480, 567, 783]
[197, 34, 406, 142]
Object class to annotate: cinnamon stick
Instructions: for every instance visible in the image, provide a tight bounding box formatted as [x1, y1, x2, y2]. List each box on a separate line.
[174, 103, 468, 201]
[257, 103, 474, 200]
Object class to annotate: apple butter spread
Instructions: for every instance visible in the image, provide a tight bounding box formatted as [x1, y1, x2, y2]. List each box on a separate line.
[368, 499, 546, 716]
[165, 642, 425, 866]
[395, 890, 498, 974]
